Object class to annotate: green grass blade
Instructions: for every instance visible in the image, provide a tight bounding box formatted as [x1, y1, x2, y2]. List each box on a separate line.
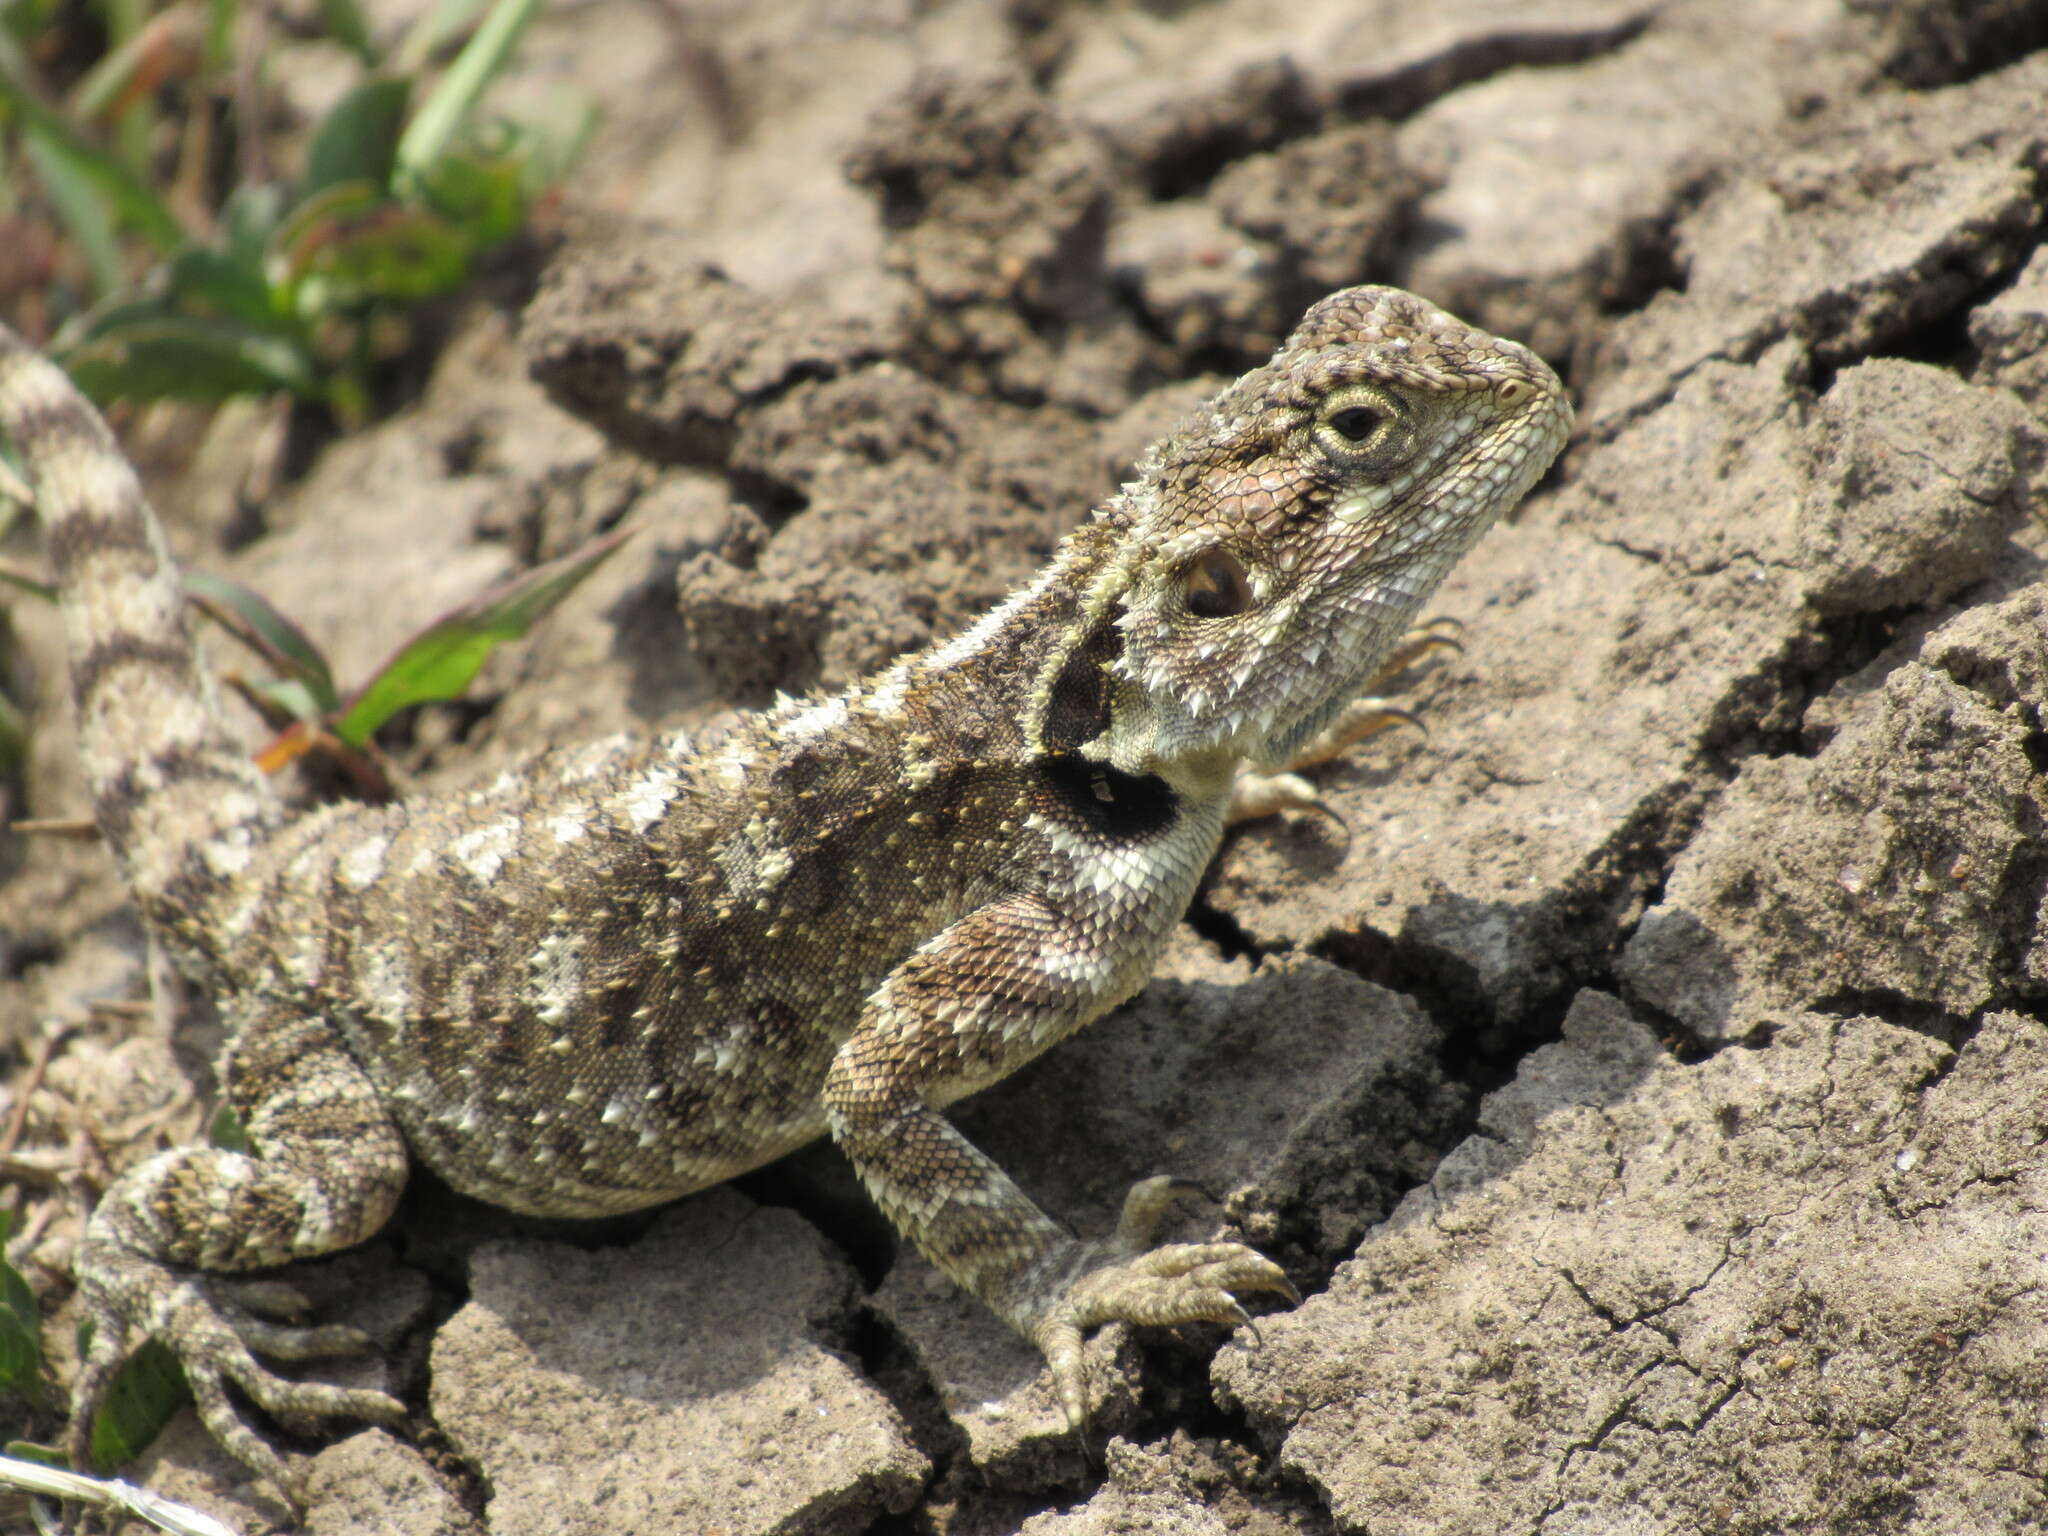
[334, 525, 631, 745]
[392, 0, 542, 191]
[66, 6, 163, 123]
[97, 0, 155, 174]
[21, 131, 126, 294]
[0, 1211, 41, 1392]
[0, 24, 185, 253]
[392, 0, 488, 75]
[0, 687, 26, 775]
[204, 0, 238, 71]
[250, 677, 327, 725]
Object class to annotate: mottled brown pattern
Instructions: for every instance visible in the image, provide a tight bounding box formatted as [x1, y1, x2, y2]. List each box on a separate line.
[0, 285, 1569, 1504]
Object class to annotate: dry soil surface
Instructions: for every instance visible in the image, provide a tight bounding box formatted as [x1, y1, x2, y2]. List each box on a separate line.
[4, 2, 2048, 1533]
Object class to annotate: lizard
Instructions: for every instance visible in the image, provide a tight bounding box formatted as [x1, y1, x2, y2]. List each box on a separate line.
[0, 283, 1571, 1504]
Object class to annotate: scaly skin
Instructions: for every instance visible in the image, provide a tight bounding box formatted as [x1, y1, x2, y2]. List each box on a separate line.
[0, 285, 1570, 1504]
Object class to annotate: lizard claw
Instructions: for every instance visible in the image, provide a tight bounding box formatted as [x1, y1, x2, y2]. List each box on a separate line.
[71, 1255, 403, 1510]
[1378, 615, 1465, 677]
[1225, 611, 1467, 824]
[1225, 697, 1429, 826]
[1033, 1217, 1300, 1429]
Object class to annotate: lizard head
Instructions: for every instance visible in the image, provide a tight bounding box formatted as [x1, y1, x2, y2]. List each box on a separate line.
[1096, 285, 1572, 773]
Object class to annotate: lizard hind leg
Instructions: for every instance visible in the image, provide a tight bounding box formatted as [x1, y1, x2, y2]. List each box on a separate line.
[67, 1001, 411, 1503]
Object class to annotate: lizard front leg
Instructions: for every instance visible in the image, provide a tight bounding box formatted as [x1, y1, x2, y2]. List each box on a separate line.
[823, 894, 1296, 1425]
[1228, 617, 1465, 824]
[69, 1000, 410, 1502]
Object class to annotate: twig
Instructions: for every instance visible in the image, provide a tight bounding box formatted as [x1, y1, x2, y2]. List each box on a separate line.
[9, 818, 101, 840]
[86, 999, 154, 1020]
[0, 556, 56, 600]
[0, 1454, 242, 1536]
[0, 1025, 62, 1158]
[0, 1148, 77, 1183]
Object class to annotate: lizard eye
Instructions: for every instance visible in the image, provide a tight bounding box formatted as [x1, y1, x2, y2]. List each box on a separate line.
[1327, 405, 1385, 442]
[1182, 547, 1255, 619]
[1315, 385, 1408, 465]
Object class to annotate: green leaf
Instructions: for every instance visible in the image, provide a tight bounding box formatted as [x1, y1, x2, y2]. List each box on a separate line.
[524, 91, 597, 196]
[417, 147, 527, 247]
[303, 77, 411, 198]
[266, 180, 379, 287]
[88, 1338, 191, 1468]
[60, 316, 321, 403]
[56, 292, 182, 349]
[0, 1214, 41, 1392]
[182, 570, 340, 714]
[316, 0, 379, 67]
[334, 526, 632, 746]
[319, 203, 471, 309]
[0, 1313, 32, 1389]
[250, 677, 328, 725]
[270, 182, 471, 317]
[207, 1104, 250, 1154]
[393, 0, 543, 190]
[417, 99, 590, 249]
[165, 245, 282, 331]
[221, 183, 289, 268]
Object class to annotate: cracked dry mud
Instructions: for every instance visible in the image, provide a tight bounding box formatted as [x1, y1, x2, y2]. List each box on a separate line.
[3, 2, 2047, 1533]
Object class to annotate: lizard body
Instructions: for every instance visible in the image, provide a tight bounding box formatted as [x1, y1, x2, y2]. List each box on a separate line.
[0, 285, 1570, 1499]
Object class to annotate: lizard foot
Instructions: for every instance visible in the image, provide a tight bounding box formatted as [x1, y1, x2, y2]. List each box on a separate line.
[1033, 1177, 1298, 1429]
[1226, 618, 1462, 825]
[69, 1256, 404, 1507]
[1227, 700, 1419, 825]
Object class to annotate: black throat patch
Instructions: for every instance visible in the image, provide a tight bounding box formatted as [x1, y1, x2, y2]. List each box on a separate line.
[1036, 756, 1178, 841]
[1035, 612, 1177, 840]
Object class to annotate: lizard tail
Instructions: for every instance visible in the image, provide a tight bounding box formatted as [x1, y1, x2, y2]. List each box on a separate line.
[0, 324, 279, 947]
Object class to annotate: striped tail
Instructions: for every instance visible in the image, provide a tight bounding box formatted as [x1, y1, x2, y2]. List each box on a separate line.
[0, 324, 278, 953]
